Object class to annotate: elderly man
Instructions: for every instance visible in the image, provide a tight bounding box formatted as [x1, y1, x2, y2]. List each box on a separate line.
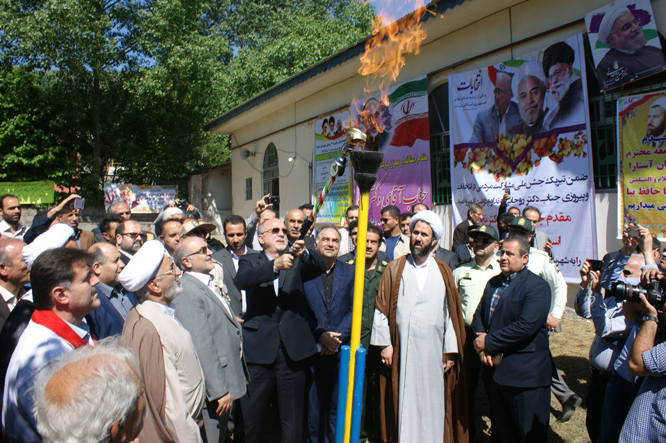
[0, 240, 30, 328]
[23, 194, 94, 249]
[473, 236, 553, 442]
[470, 68, 522, 143]
[303, 226, 354, 443]
[160, 219, 182, 256]
[212, 215, 258, 317]
[372, 210, 467, 443]
[86, 243, 137, 339]
[234, 217, 326, 443]
[109, 200, 132, 219]
[95, 213, 124, 244]
[338, 205, 359, 257]
[452, 202, 484, 250]
[115, 220, 146, 265]
[285, 208, 315, 248]
[507, 61, 547, 138]
[33, 337, 145, 443]
[121, 240, 205, 443]
[0, 195, 26, 240]
[595, 6, 666, 90]
[542, 41, 585, 130]
[522, 206, 552, 255]
[245, 194, 277, 250]
[646, 98, 666, 147]
[3, 248, 100, 442]
[173, 236, 248, 443]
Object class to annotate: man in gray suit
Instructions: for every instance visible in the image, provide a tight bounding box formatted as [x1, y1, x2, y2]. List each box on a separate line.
[212, 215, 259, 318]
[0, 239, 29, 329]
[173, 236, 249, 443]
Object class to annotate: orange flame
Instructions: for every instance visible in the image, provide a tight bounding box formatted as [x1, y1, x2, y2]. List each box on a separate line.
[358, 1, 429, 99]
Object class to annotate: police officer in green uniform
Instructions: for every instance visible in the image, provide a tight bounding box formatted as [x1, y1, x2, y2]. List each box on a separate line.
[345, 223, 385, 442]
[452, 224, 501, 439]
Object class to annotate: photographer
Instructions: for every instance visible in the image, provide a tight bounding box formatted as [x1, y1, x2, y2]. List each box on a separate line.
[245, 194, 277, 250]
[575, 254, 642, 442]
[618, 275, 666, 443]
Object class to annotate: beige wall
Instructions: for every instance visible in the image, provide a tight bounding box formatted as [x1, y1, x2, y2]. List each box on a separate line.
[225, 0, 664, 283]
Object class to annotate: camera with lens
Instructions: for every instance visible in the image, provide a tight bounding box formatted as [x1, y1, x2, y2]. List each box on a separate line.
[268, 195, 280, 205]
[176, 199, 188, 208]
[610, 279, 666, 309]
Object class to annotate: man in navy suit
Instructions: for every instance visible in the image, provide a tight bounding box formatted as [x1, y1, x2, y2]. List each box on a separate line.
[234, 217, 326, 443]
[472, 236, 552, 443]
[304, 226, 354, 443]
[86, 243, 137, 339]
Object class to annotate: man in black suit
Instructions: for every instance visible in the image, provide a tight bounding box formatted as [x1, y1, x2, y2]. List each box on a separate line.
[234, 217, 326, 443]
[0, 239, 30, 329]
[434, 246, 459, 269]
[212, 215, 258, 318]
[472, 235, 552, 443]
[452, 203, 483, 250]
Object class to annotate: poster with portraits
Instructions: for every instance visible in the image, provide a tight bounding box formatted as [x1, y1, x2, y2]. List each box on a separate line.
[313, 111, 352, 224]
[104, 184, 177, 213]
[585, 0, 666, 92]
[448, 33, 597, 282]
[349, 76, 432, 226]
[617, 91, 666, 238]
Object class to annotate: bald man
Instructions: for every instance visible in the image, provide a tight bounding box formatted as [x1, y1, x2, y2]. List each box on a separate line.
[160, 220, 182, 256]
[86, 243, 137, 339]
[0, 240, 30, 328]
[285, 209, 315, 249]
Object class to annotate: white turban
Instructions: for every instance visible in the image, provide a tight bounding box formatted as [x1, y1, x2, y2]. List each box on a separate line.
[119, 240, 166, 292]
[598, 7, 631, 45]
[22, 224, 75, 270]
[409, 210, 444, 241]
[650, 97, 666, 112]
[511, 61, 548, 99]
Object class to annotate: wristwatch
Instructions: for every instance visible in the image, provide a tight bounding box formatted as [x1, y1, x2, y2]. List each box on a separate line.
[641, 315, 659, 324]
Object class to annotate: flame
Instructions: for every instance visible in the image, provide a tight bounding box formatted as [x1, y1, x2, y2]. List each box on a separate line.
[358, 1, 429, 98]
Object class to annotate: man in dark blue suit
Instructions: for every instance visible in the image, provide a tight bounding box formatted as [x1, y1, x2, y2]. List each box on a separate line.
[86, 243, 137, 339]
[234, 217, 326, 443]
[472, 236, 552, 443]
[303, 226, 354, 443]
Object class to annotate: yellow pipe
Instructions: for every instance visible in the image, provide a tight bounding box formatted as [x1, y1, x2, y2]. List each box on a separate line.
[344, 192, 369, 442]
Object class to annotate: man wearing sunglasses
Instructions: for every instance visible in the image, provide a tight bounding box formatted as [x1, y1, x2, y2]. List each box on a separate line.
[452, 225, 500, 440]
[234, 217, 326, 443]
[115, 220, 146, 265]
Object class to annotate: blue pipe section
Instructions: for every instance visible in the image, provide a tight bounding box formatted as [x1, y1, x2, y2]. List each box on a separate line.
[349, 346, 367, 443]
[335, 345, 351, 443]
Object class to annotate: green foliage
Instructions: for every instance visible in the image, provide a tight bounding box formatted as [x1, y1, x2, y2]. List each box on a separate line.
[0, 0, 375, 202]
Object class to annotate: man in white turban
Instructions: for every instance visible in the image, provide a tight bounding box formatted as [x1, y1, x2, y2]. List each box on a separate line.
[370, 210, 469, 443]
[595, 6, 665, 90]
[507, 61, 548, 138]
[646, 97, 666, 147]
[120, 240, 206, 443]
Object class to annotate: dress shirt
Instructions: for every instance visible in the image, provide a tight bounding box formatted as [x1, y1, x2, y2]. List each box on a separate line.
[453, 258, 500, 326]
[187, 271, 234, 318]
[575, 286, 632, 371]
[0, 285, 19, 311]
[230, 246, 248, 314]
[489, 272, 515, 321]
[96, 283, 134, 320]
[321, 265, 335, 309]
[0, 220, 27, 240]
[412, 255, 432, 293]
[67, 318, 95, 346]
[146, 300, 180, 324]
[600, 251, 631, 291]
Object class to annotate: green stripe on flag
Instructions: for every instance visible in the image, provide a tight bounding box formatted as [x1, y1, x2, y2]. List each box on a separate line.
[389, 78, 427, 105]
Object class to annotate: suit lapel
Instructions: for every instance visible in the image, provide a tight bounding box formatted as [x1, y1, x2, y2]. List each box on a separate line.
[221, 248, 237, 279]
[315, 274, 326, 307]
[490, 270, 526, 326]
[99, 289, 126, 328]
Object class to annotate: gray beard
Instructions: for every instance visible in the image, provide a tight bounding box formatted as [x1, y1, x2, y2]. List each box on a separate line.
[164, 280, 183, 302]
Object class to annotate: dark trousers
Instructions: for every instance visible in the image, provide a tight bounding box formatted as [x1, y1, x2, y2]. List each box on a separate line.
[307, 353, 339, 443]
[361, 346, 382, 443]
[464, 326, 481, 442]
[237, 346, 307, 443]
[586, 367, 611, 443]
[486, 382, 550, 443]
[597, 371, 633, 443]
[201, 400, 230, 443]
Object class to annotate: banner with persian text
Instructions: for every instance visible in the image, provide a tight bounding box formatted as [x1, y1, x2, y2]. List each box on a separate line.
[349, 76, 431, 225]
[449, 33, 597, 282]
[617, 91, 666, 237]
[313, 111, 352, 224]
[0, 181, 55, 204]
[104, 184, 177, 213]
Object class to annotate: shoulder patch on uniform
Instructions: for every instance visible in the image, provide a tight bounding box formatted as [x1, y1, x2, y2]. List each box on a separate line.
[346, 259, 355, 264]
[381, 260, 388, 266]
[455, 258, 472, 268]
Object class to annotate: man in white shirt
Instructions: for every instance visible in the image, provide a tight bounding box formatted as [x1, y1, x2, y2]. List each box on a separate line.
[2, 247, 100, 442]
[0, 195, 26, 240]
[0, 239, 30, 327]
[174, 236, 248, 443]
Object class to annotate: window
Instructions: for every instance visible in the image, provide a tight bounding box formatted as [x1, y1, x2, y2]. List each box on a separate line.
[262, 143, 279, 211]
[428, 84, 452, 205]
[245, 178, 252, 200]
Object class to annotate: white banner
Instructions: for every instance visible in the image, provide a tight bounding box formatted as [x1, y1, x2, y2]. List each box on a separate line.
[449, 33, 597, 282]
[104, 184, 178, 213]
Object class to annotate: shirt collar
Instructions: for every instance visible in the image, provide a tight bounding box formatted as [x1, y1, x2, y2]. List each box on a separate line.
[0, 284, 16, 303]
[96, 283, 114, 299]
[472, 258, 498, 270]
[187, 271, 214, 287]
[229, 245, 246, 260]
[0, 219, 26, 235]
[68, 318, 92, 341]
[146, 300, 177, 320]
[408, 254, 432, 269]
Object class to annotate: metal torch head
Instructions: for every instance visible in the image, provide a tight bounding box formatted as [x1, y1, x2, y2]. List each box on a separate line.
[345, 127, 367, 151]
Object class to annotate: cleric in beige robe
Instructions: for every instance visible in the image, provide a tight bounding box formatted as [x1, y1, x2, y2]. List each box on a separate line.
[371, 211, 469, 443]
[120, 240, 206, 443]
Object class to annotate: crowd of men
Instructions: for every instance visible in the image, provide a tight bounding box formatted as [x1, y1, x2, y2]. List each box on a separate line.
[1, 190, 666, 443]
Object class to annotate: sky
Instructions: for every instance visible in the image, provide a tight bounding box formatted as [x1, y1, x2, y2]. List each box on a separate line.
[367, 1, 422, 25]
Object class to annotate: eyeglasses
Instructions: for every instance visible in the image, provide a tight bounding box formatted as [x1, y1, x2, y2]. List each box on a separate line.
[186, 246, 211, 257]
[156, 261, 180, 281]
[123, 232, 147, 240]
[471, 237, 494, 246]
[264, 228, 288, 236]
